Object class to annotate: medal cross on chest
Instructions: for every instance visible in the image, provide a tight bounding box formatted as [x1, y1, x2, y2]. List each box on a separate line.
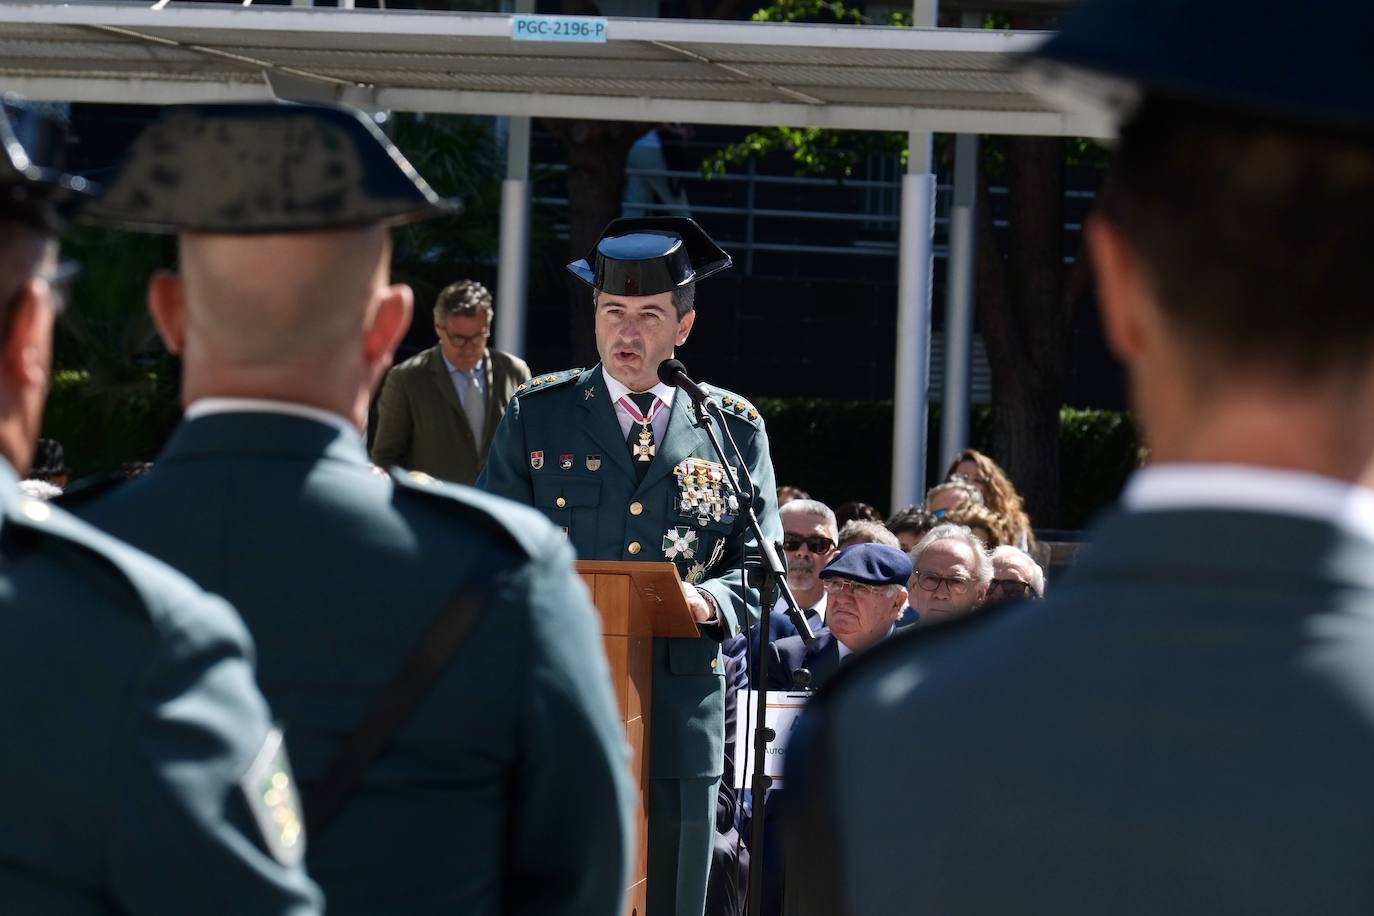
[620, 393, 663, 464]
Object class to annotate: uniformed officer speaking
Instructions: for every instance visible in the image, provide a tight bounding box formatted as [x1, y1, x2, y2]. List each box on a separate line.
[0, 101, 321, 912]
[479, 217, 782, 916]
[71, 102, 634, 916]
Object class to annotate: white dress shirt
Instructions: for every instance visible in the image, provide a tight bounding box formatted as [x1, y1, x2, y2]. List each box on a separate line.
[1122, 463, 1374, 544]
[772, 590, 827, 624]
[602, 367, 676, 445]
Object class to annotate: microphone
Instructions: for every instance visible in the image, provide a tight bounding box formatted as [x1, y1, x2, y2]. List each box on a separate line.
[657, 358, 716, 410]
[791, 668, 812, 691]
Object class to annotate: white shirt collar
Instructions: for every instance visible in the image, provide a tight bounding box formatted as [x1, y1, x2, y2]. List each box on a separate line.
[440, 350, 484, 378]
[185, 397, 359, 440]
[774, 590, 827, 622]
[601, 366, 676, 409]
[1122, 463, 1374, 543]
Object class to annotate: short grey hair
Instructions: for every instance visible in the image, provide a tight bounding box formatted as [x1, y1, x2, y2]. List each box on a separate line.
[433, 279, 493, 323]
[910, 522, 992, 587]
[836, 519, 900, 549]
[990, 545, 1046, 597]
[593, 282, 695, 320]
[780, 498, 837, 538]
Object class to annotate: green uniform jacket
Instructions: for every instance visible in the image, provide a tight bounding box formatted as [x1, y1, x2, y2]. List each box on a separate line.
[477, 364, 782, 782]
[0, 459, 321, 915]
[371, 345, 531, 485]
[74, 411, 633, 916]
[786, 508, 1374, 916]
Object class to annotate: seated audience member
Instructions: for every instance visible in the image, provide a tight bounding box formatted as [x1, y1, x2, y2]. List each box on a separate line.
[986, 545, 1045, 606]
[886, 505, 937, 552]
[769, 543, 912, 692]
[834, 500, 882, 528]
[908, 522, 991, 628]
[945, 447, 1035, 550]
[942, 503, 1014, 550]
[925, 479, 983, 519]
[735, 498, 838, 662]
[776, 485, 810, 509]
[836, 519, 901, 551]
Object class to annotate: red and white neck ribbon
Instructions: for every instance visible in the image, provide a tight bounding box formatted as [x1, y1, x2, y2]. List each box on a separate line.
[617, 395, 665, 427]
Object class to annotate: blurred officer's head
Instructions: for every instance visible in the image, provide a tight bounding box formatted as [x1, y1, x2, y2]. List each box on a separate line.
[0, 99, 91, 475]
[83, 103, 455, 432]
[1029, 0, 1374, 477]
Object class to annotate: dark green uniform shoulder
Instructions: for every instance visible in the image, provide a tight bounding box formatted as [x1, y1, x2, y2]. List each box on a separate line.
[390, 468, 557, 558]
[705, 384, 766, 429]
[52, 471, 126, 510]
[511, 367, 584, 399]
[6, 494, 222, 630]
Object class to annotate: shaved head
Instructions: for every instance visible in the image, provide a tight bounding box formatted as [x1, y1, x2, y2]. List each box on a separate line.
[177, 226, 390, 368]
[154, 224, 414, 428]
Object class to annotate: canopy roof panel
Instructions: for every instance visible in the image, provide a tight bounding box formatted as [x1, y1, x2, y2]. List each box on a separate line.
[0, 1, 1106, 136]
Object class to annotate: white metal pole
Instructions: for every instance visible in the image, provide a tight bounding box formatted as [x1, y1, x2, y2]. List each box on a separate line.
[495, 116, 530, 359]
[495, 0, 534, 359]
[890, 0, 938, 511]
[939, 130, 978, 471]
[892, 136, 936, 511]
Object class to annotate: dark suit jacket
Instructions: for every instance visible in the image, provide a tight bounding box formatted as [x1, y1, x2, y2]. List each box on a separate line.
[75, 412, 633, 916]
[786, 507, 1374, 916]
[768, 629, 840, 692]
[371, 345, 530, 485]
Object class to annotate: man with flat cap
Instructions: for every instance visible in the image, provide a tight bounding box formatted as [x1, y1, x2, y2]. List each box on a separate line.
[479, 216, 782, 916]
[0, 99, 321, 913]
[766, 543, 910, 693]
[784, 2, 1374, 914]
[71, 102, 632, 916]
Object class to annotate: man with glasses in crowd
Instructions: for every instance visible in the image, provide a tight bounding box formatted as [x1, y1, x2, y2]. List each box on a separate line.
[372, 279, 530, 485]
[907, 523, 991, 627]
[986, 545, 1044, 606]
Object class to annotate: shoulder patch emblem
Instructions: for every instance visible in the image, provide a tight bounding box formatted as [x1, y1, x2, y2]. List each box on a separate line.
[241, 726, 305, 867]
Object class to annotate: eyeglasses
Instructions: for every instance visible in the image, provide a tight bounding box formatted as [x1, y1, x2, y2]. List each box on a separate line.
[782, 534, 835, 554]
[822, 578, 890, 598]
[444, 329, 490, 348]
[988, 579, 1036, 599]
[915, 572, 973, 596]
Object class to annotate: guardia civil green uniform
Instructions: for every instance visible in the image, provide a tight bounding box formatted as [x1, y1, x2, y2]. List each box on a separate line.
[70, 103, 634, 916]
[478, 218, 782, 916]
[0, 99, 320, 914]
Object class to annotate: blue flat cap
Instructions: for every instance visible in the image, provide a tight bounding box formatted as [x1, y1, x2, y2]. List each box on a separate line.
[81, 102, 458, 234]
[0, 95, 97, 231]
[819, 543, 912, 588]
[567, 216, 731, 296]
[1026, 0, 1374, 134]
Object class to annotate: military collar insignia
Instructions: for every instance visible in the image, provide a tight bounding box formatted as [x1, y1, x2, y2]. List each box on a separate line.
[240, 727, 305, 867]
[663, 526, 698, 561]
[515, 368, 584, 398]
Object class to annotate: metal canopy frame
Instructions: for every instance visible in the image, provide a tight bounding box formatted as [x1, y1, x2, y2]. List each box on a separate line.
[0, 2, 1104, 136]
[0, 0, 1086, 507]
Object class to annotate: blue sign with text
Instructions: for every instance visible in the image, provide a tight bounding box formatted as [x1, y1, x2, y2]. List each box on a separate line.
[512, 15, 609, 42]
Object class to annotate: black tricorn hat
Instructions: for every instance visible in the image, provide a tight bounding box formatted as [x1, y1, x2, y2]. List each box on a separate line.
[81, 102, 459, 234]
[567, 217, 731, 297]
[0, 96, 98, 232]
[1025, 0, 1374, 135]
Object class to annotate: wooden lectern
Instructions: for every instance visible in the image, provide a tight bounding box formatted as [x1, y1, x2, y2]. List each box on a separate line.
[577, 561, 700, 916]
